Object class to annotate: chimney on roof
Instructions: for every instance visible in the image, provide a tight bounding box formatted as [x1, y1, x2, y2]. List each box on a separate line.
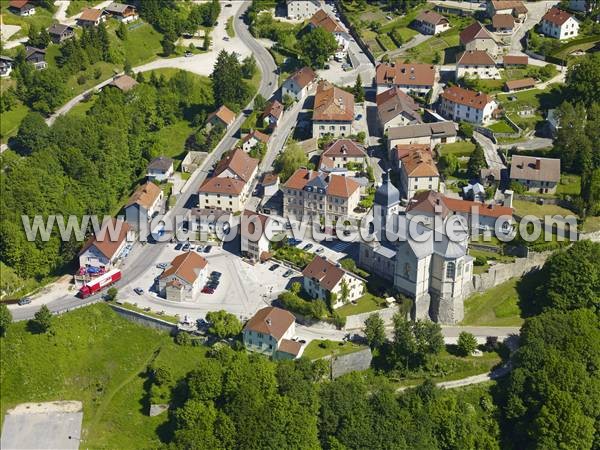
[266, 318, 272, 326]
[535, 158, 541, 170]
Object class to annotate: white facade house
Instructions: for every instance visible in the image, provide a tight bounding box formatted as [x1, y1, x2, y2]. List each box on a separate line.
[286, 0, 320, 20]
[124, 181, 163, 229]
[456, 50, 500, 81]
[395, 145, 440, 200]
[415, 10, 451, 35]
[146, 156, 174, 182]
[302, 256, 365, 308]
[78, 219, 131, 270]
[439, 86, 498, 125]
[312, 81, 354, 138]
[540, 7, 579, 40]
[375, 62, 439, 96]
[243, 307, 301, 360]
[158, 252, 208, 302]
[281, 67, 316, 101]
[387, 122, 457, 153]
[309, 9, 351, 53]
[0, 56, 13, 78]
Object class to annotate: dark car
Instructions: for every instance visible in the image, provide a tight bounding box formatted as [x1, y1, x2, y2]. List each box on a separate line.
[204, 245, 212, 253]
[269, 263, 280, 271]
[211, 271, 222, 279]
[303, 243, 313, 250]
[182, 243, 191, 251]
[17, 297, 32, 306]
[283, 269, 293, 278]
[174, 242, 183, 250]
[133, 287, 144, 295]
[202, 287, 215, 294]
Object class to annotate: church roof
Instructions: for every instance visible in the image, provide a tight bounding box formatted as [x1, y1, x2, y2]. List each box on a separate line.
[374, 171, 400, 208]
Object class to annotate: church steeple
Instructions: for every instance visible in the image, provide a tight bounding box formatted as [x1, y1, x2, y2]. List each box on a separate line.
[374, 170, 400, 233]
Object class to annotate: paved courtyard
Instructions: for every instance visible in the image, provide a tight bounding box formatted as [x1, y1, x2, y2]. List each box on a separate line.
[1, 401, 83, 450]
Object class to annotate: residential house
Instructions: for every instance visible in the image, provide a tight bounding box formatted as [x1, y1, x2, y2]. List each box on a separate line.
[492, 14, 515, 33]
[510, 155, 561, 194]
[309, 9, 350, 54]
[104, 3, 138, 23]
[439, 86, 498, 125]
[540, 7, 579, 39]
[25, 47, 47, 70]
[283, 168, 361, 221]
[262, 100, 284, 130]
[8, 0, 35, 16]
[395, 145, 440, 200]
[376, 87, 422, 133]
[243, 306, 301, 360]
[406, 190, 514, 234]
[158, 252, 208, 302]
[286, 0, 320, 20]
[505, 78, 536, 92]
[569, 0, 596, 12]
[108, 74, 138, 92]
[302, 255, 364, 308]
[320, 139, 368, 171]
[240, 210, 271, 263]
[503, 55, 528, 67]
[455, 50, 500, 81]
[48, 24, 75, 43]
[188, 207, 232, 239]
[0, 56, 13, 78]
[77, 8, 106, 27]
[486, 1, 528, 19]
[206, 105, 236, 130]
[312, 80, 354, 138]
[387, 122, 457, 153]
[415, 10, 450, 35]
[281, 66, 316, 101]
[78, 218, 131, 270]
[198, 148, 259, 212]
[463, 182, 486, 202]
[375, 62, 439, 96]
[460, 22, 499, 57]
[124, 181, 163, 228]
[241, 129, 270, 153]
[146, 156, 174, 182]
[261, 173, 280, 198]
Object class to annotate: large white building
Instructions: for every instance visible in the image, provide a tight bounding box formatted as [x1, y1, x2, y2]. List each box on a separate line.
[358, 178, 474, 324]
[455, 50, 500, 81]
[439, 86, 498, 125]
[375, 62, 439, 96]
[78, 218, 131, 270]
[394, 145, 440, 201]
[281, 66, 316, 102]
[312, 81, 354, 138]
[540, 7, 579, 40]
[460, 22, 499, 58]
[158, 252, 208, 302]
[286, 0, 320, 20]
[415, 10, 450, 35]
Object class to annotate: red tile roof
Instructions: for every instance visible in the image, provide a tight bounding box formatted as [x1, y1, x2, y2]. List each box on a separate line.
[126, 181, 162, 209]
[398, 147, 439, 178]
[244, 306, 295, 341]
[416, 10, 448, 26]
[279, 338, 302, 356]
[262, 100, 284, 121]
[505, 78, 536, 91]
[78, 218, 130, 260]
[9, 0, 30, 8]
[460, 22, 494, 45]
[327, 174, 360, 198]
[441, 86, 494, 110]
[79, 8, 103, 21]
[302, 256, 346, 291]
[242, 129, 270, 145]
[160, 251, 207, 284]
[322, 139, 367, 158]
[542, 7, 574, 26]
[492, 14, 515, 29]
[214, 148, 258, 183]
[407, 190, 513, 219]
[288, 67, 316, 89]
[208, 105, 235, 126]
[309, 9, 344, 33]
[199, 177, 246, 195]
[313, 81, 354, 122]
[503, 55, 528, 65]
[284, 168, 318, 190]
[375, 63, 437, 87]
[456, 50, 495, 66]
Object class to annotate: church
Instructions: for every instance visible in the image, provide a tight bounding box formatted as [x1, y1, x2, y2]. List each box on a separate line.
[358, 173, 474, 324]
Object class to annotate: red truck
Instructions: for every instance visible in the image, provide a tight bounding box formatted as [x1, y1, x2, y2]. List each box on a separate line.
[78, 269, 122, 298]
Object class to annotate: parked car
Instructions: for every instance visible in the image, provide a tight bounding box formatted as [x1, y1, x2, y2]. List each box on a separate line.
[283, 269, 293, 278]
[211, 271, 222, 279]
[225, 3, 232, 6]
[196, 246, 204, 253]
[17, 297, 32, 306]
[184, 51, 193, 57]
[355, 114, 362, 120]
[269, 263, 280, 271]
[204, 245, 212, 253]
[303, 243, 313, 250]
[223, 36, 229, 41]
[202, 287, 215, 294]
[182, 243, 191, 251]
[156, 262, 167, 269]
[288, 238, 302, 246]
[133, 287, 144, 295]
[315, 247, 324, 254]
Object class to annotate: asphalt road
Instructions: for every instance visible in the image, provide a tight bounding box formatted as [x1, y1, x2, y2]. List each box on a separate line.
[10, 1, 277, 322]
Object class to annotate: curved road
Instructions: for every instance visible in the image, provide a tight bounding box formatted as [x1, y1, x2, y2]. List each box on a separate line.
[10, 1, 277, 322]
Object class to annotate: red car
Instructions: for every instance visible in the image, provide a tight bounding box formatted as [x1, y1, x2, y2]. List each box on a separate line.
[202, 287, 215, 294]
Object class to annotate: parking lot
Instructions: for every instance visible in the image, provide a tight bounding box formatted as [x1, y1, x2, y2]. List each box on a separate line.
[120, 243, 297, 322]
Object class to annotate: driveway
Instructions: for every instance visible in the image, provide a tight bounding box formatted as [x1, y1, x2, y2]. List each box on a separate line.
[385, 33, 433, 61]
[473, 131, 506, 170]
[509, 1, 559, 55]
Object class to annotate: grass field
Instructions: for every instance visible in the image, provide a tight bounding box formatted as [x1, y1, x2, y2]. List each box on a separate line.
[405, 27, 461, 64]
[556, 174, 581, 196]
[439, 140, 475, 157]
[151, 121, 195, 165]
[66, 0, 103, 17]
[469, 249, 515, 275]
[581, 216, 600, 233]
[513, 200, 575, 218]
[462, 278, 524, 326]
[487, 119, 515, 134]
[226, 17, 235, 38]
[1, 6, 54, 39]
[302, 339, 367, 360]
[336, 293, 386, 318]
[0, 304, 207, 448]
[0, 103, 28, 144]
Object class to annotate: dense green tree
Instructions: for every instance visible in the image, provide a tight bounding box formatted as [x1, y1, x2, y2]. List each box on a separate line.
[274, 141, 308, 181]
[13, 112, 50, 155]
[0, 303, 12, 337]
[467, 143, 486, 179]
[438, 153, 458, 178]
[161, 37, 175, 56]
[353, 74, 364, 102]
[106, 287, 118, 301]
[566, 52, 600, 107]
[205, 310, 242, 338]
[457, 331, 477, 356]
[390, 314, 443, 371]
[299, 27, 338, 68]
[31, 305, 53, 333]
[241, 55, 257, 79]
[364, 313, 386, 349]
[555, 102, 592, 173]
[211, 50, 247, 109]
[116, 21, 128, 41]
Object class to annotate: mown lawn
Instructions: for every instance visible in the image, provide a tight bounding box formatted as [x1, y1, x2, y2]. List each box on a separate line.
[66, 0, 104, 17]
[302, 339, 367, 360]
[0, 102, 28, 144]
[581, 216, 600, 233]
[461, 278, 524, 326]
[151, 121, 196, 166]
[226, 17, 235, 38]
[556, 174, 581, 196]
[1, 6, 54, 39]
[439, 140, 475, 157]
[487, 119, 515, 134]
[513, 200, 575, 218]
[0, 304, 207, 448]
[336, 293, 386, 318]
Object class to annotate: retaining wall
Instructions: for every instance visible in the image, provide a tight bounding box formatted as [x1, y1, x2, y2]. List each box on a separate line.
[326, 348, 373, 379]
[109, 304, 178, 334]
[344, 305, 399, 330]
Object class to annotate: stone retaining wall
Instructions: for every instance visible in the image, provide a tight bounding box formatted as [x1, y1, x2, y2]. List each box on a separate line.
[344, 305, 400, 330]
[109, 304, 178, 334]
[326, 348, 373, 379]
